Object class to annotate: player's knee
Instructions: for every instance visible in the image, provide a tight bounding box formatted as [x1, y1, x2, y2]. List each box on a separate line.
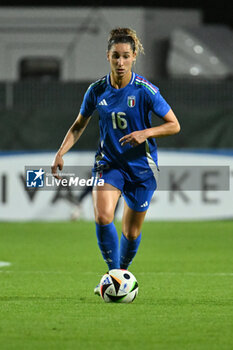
[95, 211, 114, 226]
[124, 229, 140, 241]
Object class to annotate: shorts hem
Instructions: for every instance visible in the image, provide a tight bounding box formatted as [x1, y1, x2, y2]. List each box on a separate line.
[101, 179, 122, 193]
[123, 195, 149, 212]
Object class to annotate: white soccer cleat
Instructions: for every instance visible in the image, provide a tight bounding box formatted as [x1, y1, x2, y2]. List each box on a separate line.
[94, 283, 101, 296]
[70, 204, 82, 221]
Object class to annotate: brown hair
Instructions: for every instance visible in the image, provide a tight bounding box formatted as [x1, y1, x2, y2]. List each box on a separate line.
[108, 27, 145, 57]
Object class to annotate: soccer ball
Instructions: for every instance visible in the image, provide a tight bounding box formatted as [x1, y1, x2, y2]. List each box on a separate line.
[100, 269, 138, 303]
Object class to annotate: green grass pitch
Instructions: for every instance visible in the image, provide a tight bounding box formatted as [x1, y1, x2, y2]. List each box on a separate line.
[0, 221, 233, 350]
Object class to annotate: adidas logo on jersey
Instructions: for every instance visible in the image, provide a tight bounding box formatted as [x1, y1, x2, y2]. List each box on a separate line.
[99, 99, 108, 106]
[140, 201, 148, 208]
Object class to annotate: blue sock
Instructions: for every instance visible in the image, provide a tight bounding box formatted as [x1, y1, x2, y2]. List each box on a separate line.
[120, 232, 142, 269]
[95, 222, 120, 270]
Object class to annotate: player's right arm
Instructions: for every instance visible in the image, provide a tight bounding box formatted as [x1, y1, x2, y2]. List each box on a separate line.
[51, 113, 91, 179]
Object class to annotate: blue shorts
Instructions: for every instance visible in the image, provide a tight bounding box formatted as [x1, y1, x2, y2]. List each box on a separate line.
[93, 167, 157, 212]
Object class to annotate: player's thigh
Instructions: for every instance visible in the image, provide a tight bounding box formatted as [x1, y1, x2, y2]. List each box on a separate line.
[92, 183, 121, 225]
[122, 177, 156, 239]
[122, 200, 147, 240]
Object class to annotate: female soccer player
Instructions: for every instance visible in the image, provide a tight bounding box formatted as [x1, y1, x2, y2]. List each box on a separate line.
[51, 28, 180, 293]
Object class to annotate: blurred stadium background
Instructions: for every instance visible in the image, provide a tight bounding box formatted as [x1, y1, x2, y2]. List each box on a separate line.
[0, 2, 232, 221]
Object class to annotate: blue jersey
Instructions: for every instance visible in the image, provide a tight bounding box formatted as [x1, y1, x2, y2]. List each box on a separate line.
[80, 72, 170, 182]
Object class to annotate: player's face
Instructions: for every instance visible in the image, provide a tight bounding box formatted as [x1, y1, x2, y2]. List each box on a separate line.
[107, 43, 136, 79]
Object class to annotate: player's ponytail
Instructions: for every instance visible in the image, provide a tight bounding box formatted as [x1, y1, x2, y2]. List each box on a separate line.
[108, 27, 145, 57]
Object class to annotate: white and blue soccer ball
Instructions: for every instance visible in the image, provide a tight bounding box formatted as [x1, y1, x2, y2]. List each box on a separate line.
[100, 269, 138, 303]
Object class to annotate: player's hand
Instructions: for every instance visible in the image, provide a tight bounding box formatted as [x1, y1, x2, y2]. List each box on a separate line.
[119, 131, 147, 147]
[51, 153, 64, 179]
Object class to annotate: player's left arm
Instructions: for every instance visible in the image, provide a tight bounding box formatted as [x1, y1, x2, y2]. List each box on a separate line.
[120, 108, 180, 147]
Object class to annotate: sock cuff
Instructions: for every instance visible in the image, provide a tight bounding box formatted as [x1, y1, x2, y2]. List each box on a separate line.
[121, 232, 142, 245]
[95, 221, 114, 230]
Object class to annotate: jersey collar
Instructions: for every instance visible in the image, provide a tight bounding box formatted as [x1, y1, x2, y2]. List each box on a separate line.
[107, 72, 136, 87]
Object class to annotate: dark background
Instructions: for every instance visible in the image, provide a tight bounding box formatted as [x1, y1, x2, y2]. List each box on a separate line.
[0, 1, 232, 29]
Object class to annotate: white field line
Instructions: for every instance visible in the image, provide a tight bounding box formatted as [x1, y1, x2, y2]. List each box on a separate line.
[0, 261, 11, 267]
